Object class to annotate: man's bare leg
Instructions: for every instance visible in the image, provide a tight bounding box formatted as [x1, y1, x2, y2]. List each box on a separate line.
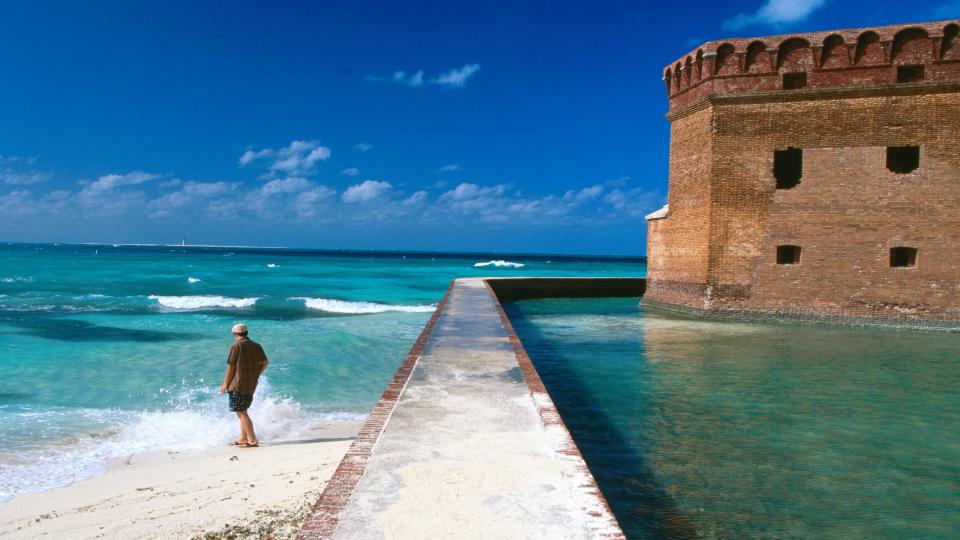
[237, 410, 258, 446]
[233, 419, 248, 445]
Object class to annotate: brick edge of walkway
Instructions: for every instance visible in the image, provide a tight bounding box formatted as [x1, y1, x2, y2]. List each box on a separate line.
[297, 281, 455, 539]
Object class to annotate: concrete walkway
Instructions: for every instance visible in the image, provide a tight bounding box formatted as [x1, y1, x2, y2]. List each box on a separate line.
[309, 278, 623, 539]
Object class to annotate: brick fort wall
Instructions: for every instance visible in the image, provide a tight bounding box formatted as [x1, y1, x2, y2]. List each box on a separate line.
[645, 20, 960, 324]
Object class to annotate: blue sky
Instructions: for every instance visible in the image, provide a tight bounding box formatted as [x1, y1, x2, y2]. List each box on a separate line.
[0, 0, 955, 255]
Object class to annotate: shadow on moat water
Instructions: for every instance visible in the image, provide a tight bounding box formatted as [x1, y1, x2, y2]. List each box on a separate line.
[504, 304, 697, 540]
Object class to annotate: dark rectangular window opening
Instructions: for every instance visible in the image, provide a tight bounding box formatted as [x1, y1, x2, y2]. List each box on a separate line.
[783, 72, 807, 90]
[886, 146, 919, 173]
[897, 65, 924, 83]
[774, 147, 803, 189]
[777, 245, 802, 265]
[890, 247, 917, 268]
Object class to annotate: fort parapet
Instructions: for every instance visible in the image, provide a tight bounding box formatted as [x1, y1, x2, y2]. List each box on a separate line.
[665, 21, 960, 112]
[646, 20, 960, 326]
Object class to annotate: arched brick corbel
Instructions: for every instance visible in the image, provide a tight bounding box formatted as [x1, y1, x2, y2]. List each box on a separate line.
[811, 45, 823, 68]
[880, 40, 893, 63]
[734, 51, 746, 73]
[931, 36, 944, 60]
[702, 51, 718, 77]
[842, 43, 854, 66]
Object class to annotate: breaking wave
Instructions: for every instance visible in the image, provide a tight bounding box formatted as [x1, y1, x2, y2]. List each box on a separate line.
[295, 297, 436, 314]
[0, 380, 364, 502]
[187, 277, 202, 283]
[148, 295, 258, 310]
[474, 260, 524, 268]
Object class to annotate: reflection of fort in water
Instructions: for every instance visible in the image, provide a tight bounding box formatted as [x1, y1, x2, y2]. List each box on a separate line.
[644, 20, 960, 327]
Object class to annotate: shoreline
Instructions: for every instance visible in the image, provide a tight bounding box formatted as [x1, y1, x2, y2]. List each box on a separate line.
[0, 420, 360, 539]
[2, 241, 647, 261]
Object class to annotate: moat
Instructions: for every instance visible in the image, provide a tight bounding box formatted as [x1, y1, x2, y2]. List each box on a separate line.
[505, 297, 960, 539]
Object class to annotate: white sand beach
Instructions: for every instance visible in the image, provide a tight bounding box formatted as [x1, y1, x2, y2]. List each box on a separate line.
[0, 421, 359, 540]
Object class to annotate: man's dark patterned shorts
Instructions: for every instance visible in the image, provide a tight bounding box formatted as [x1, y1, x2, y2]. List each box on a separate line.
[228, 391, 253, 412]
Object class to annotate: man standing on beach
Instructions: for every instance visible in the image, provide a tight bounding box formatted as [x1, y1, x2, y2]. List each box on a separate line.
[219, 323, 269, 447]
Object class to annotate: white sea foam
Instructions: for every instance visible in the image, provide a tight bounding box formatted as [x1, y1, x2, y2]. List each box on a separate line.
[0, 294, 136, 313]
[295, 297, 436, 314]
[266, 263, 278, 268]
[187, 277, 201, 283]
[1, 304, 57, 312]
[2, 276, 34, 283]
[148, 295, 258, 310]
[473, 260, 525, 268]
[0, 380, 365, 502]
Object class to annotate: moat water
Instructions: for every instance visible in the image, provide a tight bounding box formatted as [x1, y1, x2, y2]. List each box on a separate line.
[505, 297, 960, 539]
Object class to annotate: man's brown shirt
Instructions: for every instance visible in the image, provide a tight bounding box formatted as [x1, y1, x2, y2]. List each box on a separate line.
[227, 338, 269, 395]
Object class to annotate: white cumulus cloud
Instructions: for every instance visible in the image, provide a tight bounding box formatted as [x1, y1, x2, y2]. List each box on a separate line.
[238, 140, 331, 177]
[437, 164, 462, 173]
[367, 63, 481, 89]
[439, 182, 507, 202]
[260, 177, 312, 196]
[75, 171, 161, 216]
[1, 170, 52, 185]
[294, 187, 337, 219]
[432, 64, 481, 88]
[0, 189, 71, 219]
[403, 191, 429, 206]
[340, 167, 360, 176]
[238, 148, 272, 167]
[81, 171, 160, 192]
[148, 181, 236, 218]
[563, 185, 605, 203]
[0, 156, 53, 186]
[0, 190, 34, 218]
[724, 0, 827, 31]
[0, 148, 661, 237]
[342, 180, 393, 203]
[393, 70, 425, 87]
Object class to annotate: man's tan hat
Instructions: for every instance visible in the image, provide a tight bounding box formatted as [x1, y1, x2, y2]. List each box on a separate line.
[231, 323, 248, 334]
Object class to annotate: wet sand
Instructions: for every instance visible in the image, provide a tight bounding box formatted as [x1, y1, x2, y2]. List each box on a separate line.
[0, 421, 360, 540]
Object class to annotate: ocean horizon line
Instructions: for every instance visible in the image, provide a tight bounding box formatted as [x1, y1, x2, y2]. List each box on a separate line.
[1, 240, 647, 262]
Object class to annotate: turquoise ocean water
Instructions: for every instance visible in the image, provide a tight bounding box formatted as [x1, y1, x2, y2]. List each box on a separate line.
[0, 243, 643, 502]
[505, 298, 960, 539]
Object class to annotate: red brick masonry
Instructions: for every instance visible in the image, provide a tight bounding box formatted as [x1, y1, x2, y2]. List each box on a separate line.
[664, 20, 960, 113]
[297, 281, 455, 540]
[648, 19, 960, 327]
